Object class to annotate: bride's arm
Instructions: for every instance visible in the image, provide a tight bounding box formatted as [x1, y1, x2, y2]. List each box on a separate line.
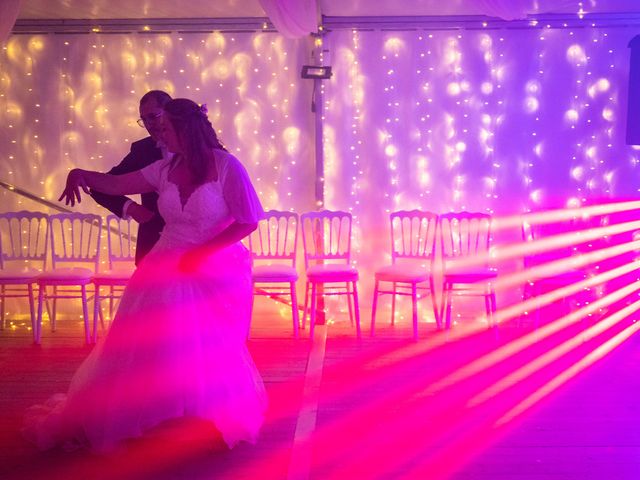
[206, 222, 257, 251]
[59, 169, 155, 207]
[179, 221, 257, 272]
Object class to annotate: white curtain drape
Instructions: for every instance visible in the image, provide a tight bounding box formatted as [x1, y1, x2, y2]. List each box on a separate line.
[0, 0, 21, 44]
[259, 0, 318, 38]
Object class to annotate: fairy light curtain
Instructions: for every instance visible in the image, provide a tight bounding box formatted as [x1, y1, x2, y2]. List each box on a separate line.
[321, 25, 640, 298]
[0, 31, 315, 214]
[1, 23, 640, 306]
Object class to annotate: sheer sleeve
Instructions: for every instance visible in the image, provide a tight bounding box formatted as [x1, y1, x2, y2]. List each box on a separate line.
[219, 152, 265, 224]
[140, 158, 170, 190]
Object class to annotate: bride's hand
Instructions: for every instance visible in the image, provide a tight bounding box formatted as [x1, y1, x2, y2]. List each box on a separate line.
[58, 169, 90, 207]
[178, 247, 209, 274]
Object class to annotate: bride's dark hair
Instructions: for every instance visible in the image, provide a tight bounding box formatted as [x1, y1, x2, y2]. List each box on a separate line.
[163, 98, 227, 182]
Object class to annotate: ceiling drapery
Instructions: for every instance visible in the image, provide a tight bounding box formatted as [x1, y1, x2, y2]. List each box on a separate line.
[0, 0, 21, 44]
[258, 0, 318, 38]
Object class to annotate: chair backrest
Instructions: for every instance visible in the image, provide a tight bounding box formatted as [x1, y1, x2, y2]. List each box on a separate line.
[440, 212, 492, 261]
[390, 210, 438, 263]
[48, 213, 102, 272]
[0, 211, 49, 270]
[300, 210, 352, 269]
[105, 214, 136, 269]
[248, 210, 298, 267]
[522, 216, 582, 267]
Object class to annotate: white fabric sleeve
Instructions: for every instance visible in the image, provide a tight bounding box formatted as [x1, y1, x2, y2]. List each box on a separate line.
[139, 158, 169, 190]
[221, 153, 265, 224]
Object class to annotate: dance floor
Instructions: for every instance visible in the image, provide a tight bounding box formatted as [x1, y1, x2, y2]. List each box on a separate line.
[1, 301, 639, 480]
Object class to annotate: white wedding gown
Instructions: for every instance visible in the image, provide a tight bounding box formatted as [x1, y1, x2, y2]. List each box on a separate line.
[23, 151, 267, 453]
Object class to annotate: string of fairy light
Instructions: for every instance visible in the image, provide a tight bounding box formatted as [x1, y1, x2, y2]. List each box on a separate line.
[347, 29, 364, 265]
[479, 31, 500, 211]
[415, 33, 434, 206]
[445, 33, 465, 210]
[381, 35, 401, 213]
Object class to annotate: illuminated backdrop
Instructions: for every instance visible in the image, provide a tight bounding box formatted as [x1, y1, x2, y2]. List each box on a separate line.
[323, 26, 640, 275]
[0, 31, 315, 215]
[1, 24, 639, 308]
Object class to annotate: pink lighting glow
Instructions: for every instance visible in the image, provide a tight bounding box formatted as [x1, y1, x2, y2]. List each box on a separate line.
[2, 12, 640, 479]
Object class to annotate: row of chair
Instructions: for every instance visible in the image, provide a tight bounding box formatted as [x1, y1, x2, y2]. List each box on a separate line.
[1, 209, 498, 343]
[0, 211, 134, 344]
[250, 210, 497, 340]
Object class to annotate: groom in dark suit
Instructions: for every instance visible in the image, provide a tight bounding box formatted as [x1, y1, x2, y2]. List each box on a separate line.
[91, 90, 172, 264]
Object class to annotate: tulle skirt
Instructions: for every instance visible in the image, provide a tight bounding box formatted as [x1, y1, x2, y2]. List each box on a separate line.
[23, 242, 266, 453]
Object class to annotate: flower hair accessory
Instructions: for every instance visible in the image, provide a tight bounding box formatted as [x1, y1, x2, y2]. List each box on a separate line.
[199, 103, 208, 116]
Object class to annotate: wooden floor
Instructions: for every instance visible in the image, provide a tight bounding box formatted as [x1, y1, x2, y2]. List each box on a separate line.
[1, 302, 639, 479]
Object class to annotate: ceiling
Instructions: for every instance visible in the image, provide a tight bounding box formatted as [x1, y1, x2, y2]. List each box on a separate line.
[15, 0, 640, 20]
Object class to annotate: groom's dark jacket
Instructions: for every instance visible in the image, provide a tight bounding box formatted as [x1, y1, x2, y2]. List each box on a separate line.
[91, 136, 165, 265]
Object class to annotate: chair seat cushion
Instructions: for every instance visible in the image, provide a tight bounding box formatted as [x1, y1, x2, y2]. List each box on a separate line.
[444, 268, 497, 284]
[0, 267, 41, 283]
[307, 264, 358, 282]
[93, 267, 135, 283]
[375, 264, 430, 283]
[252, 264, 298, 282]
[38, 267, 94, 284]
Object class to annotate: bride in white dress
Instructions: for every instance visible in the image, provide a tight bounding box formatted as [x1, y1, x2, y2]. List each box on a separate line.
[24, 98, 267, 453]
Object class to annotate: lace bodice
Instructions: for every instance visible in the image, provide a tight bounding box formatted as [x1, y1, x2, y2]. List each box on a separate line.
[141, 150, 264, 250]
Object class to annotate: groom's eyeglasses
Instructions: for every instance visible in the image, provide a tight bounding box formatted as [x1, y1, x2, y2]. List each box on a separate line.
[137, 112, 163, 127]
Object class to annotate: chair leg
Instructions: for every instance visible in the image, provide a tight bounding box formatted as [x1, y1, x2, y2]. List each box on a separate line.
[302, 281, 310, 329]
[346, 281, 354, 326]
[371, 279, 380, 337]
[109, 286, 115, 319]
[429, 276, 441, 330]
[484, 293, 492, 320]
[439, 281, 446, 328]
[98, 304, 106, 333]
[44, 296, 52, 330]
[411, 282, 418, 341]
[309, 283, 317, 339]
[0, 285, 5, 330]
[490, 289, 498, 329]
[81, 284, 90, 345]
[27, 283, 36, 339]
[51, 286, 58, 332]
[36, 284, 44, 344]
[486, 285, 499, 339]
[93, 284, 100, 344]
[445, 282, 453, 330]
[352, 281, 361, 339]
[391, 282, 397, 325]
[290, 282, 299, 338]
